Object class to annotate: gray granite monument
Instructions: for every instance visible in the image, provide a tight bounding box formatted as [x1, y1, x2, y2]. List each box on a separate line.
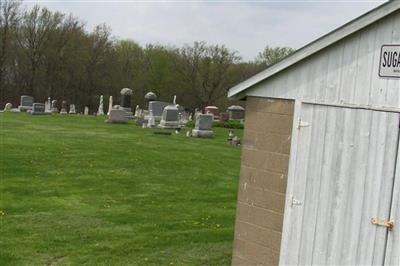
[192, 114, 214, 138]
[227, 105, 245, 120]
[159, 104, 180, 129]
[31, 103, 47, 115]
[148, 101, 169, 122]
[120, 88, 133, 118]
[106, 109, 129, 123]
[18, 95, 34, 112]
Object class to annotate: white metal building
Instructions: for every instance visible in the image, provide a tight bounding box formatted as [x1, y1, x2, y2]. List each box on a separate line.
[229, 1, 400, 265]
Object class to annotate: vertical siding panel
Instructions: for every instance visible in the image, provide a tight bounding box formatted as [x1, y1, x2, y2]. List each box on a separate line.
[297, 106, 328, 264]
[340, 109, 372, 264]
[385, 127, 400, 265]
[303, 56, 327, 101]
[325, 108, 356, 264]
[310, 107, 338, 265]
[279, 100, 301, 265]
[280, 104, 314, 265]
[356, 111, 382, 264]
[386, 12, 400, 107]
[313, 54, 330, 102]
[369, 16, 395, 107]
[324, 44, 344, 104]
[353, 25, 378, 105]
[338, 34, 361, 104]
[283, 67, 303, 99]
[372, 113, 399, 265]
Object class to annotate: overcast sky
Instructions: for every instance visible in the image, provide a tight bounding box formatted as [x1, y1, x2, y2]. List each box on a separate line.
[24, 0, 387, 61]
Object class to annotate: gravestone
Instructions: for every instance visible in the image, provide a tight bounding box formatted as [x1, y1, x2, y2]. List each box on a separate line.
[205, 106, 219, 119]
[51, 100, 59, 113]
[3, 103, 12, 112]
[120, 88, 133, 118]
[179, 111, 190, 125]
[97, 95, 104, 115]
[106, 109, 129, 123]
[134, 105, 140, 118]
[31, 103, 47, 115]
[147, 115, 156, 128]
[84, 106, 89, 115]
[148, 101, 170, 122]
[192, 114, 213, 138]
[159, 105, 180, 129]
[69, 104, 76, 114]
[227, 105, 245, 120]
[145, 91, 157, 102]
[18, 95, 34, 112]
[219, 112, 229, 122]
[107, 96, 113, 115]
[60, 101, 68, 115]
[45, 97, 51, 113]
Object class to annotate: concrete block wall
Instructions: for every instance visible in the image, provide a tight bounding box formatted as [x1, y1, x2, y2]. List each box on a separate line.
[232, 97, 294, 266]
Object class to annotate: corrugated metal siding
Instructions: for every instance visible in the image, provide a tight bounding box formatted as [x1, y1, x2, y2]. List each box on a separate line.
[246, 10, 400, 109]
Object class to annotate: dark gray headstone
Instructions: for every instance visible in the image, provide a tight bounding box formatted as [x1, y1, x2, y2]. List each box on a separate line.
[145, 92, 157, 102]
[227, 105, 245, 120]
[31, 103, 46, 115]
[159, 105, 180, 129]
[21, 95, 34, 107]
[149, 101, 170, 117]
[120, 88, 133, 108]
[162, 106, 179, 121]
[19, 95, 34, 111]
[195, 114, 213, 130]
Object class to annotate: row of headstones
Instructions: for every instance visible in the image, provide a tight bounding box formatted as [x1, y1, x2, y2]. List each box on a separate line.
[204, 105, 245, 121]
[105, 91, 214, 138]
[1, 95, 91, 115]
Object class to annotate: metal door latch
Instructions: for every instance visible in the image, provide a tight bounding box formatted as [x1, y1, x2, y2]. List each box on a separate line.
[371, 218, 394, 231]
[297, 118, 310, 129]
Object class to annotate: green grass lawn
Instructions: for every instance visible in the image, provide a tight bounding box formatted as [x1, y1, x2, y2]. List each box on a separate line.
[0, 113, 242, 266]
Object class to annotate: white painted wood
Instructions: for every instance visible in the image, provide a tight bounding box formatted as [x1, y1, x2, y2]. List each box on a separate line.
[385, 11, 400, 265]
[280, 103, 314, 265]
[280, 103, 399, 265]
[279, 100, 302, 265]
[384, 102, 400, 265]
[241, 9, 400, 111]
[228, 1, 400, 99]
[298, 105, 327, 265]
[228, 0, 400, 99]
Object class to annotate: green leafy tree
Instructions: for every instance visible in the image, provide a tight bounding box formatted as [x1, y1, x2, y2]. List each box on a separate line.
[256, 46, 295, 67]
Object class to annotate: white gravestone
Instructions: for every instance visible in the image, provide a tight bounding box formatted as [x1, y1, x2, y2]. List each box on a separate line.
[107, 96, 113, 115]
[69, 104, 76, 114]
[97, 95, 104, 115]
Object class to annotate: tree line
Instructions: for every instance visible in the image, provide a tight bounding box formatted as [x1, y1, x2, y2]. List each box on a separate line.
[0, 0, 294, 112]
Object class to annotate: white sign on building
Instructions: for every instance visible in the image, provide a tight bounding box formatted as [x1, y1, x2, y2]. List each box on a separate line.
[379, 45, 400, 78]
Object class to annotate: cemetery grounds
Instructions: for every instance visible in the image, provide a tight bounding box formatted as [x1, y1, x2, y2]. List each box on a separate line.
[0, 113, 242, 265]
